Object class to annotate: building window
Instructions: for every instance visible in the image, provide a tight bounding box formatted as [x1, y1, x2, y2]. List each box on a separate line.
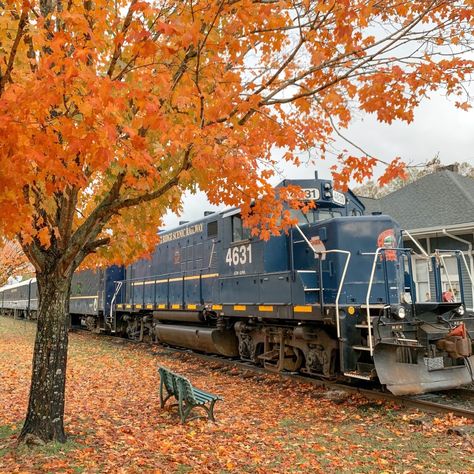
[413, 256, 462, 302]
[439, 256, 461, 301]
[414, 258, 430, 302]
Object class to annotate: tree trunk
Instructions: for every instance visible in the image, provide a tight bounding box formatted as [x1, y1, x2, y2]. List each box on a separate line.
[18, 271, 72, 443]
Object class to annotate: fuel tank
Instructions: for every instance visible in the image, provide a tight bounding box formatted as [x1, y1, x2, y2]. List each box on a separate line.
[153, 311, 204, 323]
[153, 323, 239, 357]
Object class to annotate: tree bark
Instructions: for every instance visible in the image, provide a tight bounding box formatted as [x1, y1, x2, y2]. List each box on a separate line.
[18, 271, 72, 443]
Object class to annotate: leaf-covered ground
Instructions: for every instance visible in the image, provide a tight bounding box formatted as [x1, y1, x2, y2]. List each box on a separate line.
[0, 317, 473, 473]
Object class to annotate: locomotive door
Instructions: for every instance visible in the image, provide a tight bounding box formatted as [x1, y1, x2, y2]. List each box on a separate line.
[219, 212, 263, 305]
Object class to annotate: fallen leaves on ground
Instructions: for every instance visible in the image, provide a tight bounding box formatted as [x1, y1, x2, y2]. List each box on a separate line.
[0, 317, 473, 474]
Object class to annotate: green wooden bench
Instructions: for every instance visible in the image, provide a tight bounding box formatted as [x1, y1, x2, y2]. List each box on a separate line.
[158, 366, 222, 423]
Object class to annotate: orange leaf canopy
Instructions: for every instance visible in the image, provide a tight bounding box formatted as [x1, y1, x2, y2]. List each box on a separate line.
[0, 0, 472, 267]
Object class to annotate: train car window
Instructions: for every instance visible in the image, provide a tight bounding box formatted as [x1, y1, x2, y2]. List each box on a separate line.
[207, 221, 218, 238]
[232, 215, 251, 242]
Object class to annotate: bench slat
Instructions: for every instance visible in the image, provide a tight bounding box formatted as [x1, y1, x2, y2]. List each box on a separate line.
[193, 393, 213, 403]
[193, 388, 217, 397]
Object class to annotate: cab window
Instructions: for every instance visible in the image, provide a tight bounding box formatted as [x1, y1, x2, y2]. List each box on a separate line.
[289, 209, 341, 224]
[232, 215, 251, 242]
[207, 220, 218, 238]
[318, 210, 342, 221]
[289, 209, 317, 225]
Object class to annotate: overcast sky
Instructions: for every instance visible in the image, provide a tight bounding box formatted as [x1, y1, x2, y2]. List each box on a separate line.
[164, 94, 474, 227]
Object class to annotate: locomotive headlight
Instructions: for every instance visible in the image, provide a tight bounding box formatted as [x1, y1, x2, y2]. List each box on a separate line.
[324, 191, 332, 199]
[397, 307, 406, 319]
[456, 305, 465, 316]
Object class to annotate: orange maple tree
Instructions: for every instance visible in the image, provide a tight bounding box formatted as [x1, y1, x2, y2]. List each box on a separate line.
[0, 0, 472, 443]
[0, 240, 33, 286]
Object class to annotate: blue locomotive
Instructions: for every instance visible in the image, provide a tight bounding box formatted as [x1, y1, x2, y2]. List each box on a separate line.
[1, 174, 473, 395]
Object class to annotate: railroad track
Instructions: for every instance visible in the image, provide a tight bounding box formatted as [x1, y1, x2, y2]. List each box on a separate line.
[166, 348, 474, 420]
[85, 329, 474, 421]
[8, 317, 474, 420]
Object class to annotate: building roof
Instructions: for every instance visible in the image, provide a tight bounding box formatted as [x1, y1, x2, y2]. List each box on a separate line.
[358, 170, 474, 231]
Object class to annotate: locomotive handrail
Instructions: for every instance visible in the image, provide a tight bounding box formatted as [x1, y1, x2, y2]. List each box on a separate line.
[366, 247, 413, 355]
[432, 249, 474, 287]
[293, 224, 315, 252]
[325, 249, 351, 340]
[208, 239, 216, 269]
[431, 249, 474, 306]
[109, 281, 123, 331]
[293, 224, 351, 339]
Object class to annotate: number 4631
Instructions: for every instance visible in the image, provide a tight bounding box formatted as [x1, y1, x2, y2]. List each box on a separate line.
[225, 244, 252, 266]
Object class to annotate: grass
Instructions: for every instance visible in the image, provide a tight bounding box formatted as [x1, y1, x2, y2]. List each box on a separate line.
[0, 422, 82, 460]
[0, 424, 17, 440]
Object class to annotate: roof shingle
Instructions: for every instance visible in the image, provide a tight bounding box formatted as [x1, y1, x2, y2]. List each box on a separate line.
[357, 170, 474, 230]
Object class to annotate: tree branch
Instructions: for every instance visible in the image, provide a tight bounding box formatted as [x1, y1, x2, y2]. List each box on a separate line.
[0, 8, 29, 96]
[107, 0, 138, 78]
[114, 145, 192, 210]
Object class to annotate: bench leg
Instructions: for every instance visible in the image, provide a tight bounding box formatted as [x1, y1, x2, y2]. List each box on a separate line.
[178, 399, 194, 424]
[159, 380, 174, 408]
[159, 379, 165, 408]
[161, 393, 174, 409]
[207, 399, 218, 422]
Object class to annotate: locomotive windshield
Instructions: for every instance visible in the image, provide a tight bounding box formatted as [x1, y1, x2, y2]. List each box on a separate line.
[289, 208, 343, 225]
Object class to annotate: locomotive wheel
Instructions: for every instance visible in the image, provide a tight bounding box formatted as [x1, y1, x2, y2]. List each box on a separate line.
[283, 347, 303, 372]
[85, 315, 98, 332]
[125, 318, 141, 340]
